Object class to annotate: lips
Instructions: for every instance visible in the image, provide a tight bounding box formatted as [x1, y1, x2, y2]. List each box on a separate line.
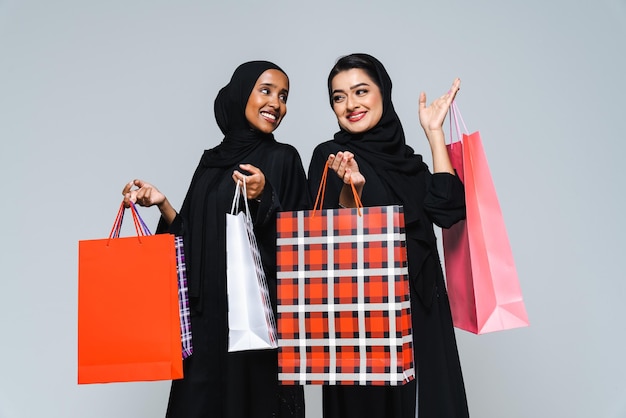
[347, 111, 366, 123]
[261, 110, 278, 123]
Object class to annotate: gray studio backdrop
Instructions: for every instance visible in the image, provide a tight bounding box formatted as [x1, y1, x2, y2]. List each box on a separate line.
[1, 0, 625, 417]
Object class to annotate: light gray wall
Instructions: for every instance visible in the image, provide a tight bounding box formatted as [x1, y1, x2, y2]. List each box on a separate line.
[1, 0, 625, 417]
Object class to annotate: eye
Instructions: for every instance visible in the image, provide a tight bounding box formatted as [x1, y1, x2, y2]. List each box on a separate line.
[332, 94, 346, 103]
[260, 87, 270, 95]
[279, 93, 288, 103]
[355, 88, 368, 96]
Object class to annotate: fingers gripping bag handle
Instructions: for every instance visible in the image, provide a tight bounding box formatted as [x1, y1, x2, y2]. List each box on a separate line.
[312, 160, 363, 217]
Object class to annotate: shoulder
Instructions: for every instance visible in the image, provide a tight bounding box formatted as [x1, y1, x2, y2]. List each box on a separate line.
[257, 141, 307, 181]
[268, 141, 303, 159]
[311, 140, 340, 157]
[308, 140, 339, 175]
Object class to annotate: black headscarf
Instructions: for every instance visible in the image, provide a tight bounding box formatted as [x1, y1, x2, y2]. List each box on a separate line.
[328, 53, 428, 224]
[202, 60, 287, 168]
[162, 61, 288, 304]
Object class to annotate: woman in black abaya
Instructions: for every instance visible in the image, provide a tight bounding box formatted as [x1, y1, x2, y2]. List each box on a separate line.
[308, 53, 470, 417]
[123, 61, 308, 417]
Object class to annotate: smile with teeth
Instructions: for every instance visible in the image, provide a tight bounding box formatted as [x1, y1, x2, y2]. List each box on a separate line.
[261, 111, 278, 122]
[347, 111, 366, 122]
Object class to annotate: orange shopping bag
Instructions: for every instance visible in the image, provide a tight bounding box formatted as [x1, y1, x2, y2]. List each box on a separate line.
[442, 102, 529, 334]
[78, 202, 182, 384]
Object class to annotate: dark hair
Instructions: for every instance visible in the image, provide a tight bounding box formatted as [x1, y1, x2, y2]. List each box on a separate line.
[327, 53, 382, 104]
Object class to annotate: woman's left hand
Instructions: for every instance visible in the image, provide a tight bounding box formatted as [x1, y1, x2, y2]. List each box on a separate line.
[232, 163, 266, 200]
[418, 77, 461, 135]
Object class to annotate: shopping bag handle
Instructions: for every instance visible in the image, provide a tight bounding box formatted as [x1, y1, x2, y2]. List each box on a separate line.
[312, 160, 363, 217]
[230, 178, 252, 220]
[448, 100, 470, 145]
[107, 201, 152, 245]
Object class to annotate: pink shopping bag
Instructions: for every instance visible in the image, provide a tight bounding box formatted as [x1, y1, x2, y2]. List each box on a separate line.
[442, 102, 529, 334]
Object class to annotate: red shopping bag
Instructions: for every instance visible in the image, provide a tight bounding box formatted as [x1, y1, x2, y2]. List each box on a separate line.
[442, 102, 529, 334]
[276, 164, 415, 386]
[78, 202, 182, 384]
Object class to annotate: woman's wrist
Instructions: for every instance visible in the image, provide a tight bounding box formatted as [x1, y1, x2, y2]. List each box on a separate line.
[424, 127, 445, 143]
[338, 181, 363, 208]
[157, 198, 177, 225]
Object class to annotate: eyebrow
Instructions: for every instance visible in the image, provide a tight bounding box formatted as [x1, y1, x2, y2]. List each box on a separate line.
[331, 82, 370, 95]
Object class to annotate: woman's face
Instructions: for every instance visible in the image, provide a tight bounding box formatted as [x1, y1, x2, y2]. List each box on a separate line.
[330, 68, 383, 134]
[245, 69, 289, 134]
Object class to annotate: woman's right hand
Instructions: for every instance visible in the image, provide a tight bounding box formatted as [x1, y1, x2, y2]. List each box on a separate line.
[328, 152, 365, 208]
[122, 179, 166, 208]
[328, 151, 365, 189]
[122, 179, 177, 225]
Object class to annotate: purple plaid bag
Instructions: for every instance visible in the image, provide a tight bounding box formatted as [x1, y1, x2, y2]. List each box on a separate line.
[132, 204, 193, 359]
[174, 236, 193, 359]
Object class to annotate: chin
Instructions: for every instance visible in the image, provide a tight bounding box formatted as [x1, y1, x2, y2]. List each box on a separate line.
[341, 121, 369, 134]
[260, 127, 277, 134]
[344, 126, 366, 134]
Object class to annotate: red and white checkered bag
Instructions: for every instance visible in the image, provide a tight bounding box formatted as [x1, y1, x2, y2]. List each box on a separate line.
[276, 164, 415, 386]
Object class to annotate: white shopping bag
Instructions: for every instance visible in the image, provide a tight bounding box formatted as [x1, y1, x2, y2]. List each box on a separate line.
[226, 179, 277, 352]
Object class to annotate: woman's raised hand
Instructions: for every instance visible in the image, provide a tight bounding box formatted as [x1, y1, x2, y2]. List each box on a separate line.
[418, 78, 461, 174]
[418, 77, 461, 135]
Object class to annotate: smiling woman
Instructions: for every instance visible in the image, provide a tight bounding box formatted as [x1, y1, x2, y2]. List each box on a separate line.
[121, 61, 309, 418]
[308, 53, 469, 418]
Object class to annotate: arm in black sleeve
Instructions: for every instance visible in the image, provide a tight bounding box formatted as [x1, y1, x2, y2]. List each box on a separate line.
[251, 145, 310, 227]
[249, 180, 279, 228]
[156, 213, 185, 235]
[423, 172, 466, 228]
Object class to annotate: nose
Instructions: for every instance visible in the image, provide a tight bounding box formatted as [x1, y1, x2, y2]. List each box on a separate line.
[268, 93, 280, 109]
[346, 95, 358, 111]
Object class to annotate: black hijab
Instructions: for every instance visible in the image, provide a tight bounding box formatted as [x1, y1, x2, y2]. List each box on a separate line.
[328, 53, 428, 224]
[202, 60, 287, 167]
[163, 61, 288, 304]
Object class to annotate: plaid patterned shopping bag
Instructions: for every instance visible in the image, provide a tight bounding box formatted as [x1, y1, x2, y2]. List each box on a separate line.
[125, 205, 193, 359]
[174, 236, 193, 359]
[276, 204, 415, 386]
[132, 207, 193, 359]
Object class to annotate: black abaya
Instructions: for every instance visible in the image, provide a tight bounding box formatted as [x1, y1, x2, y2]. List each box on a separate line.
[308, 53, 470, 418]
[309, 143, 469, 418]
[159, 61, 309, 418]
